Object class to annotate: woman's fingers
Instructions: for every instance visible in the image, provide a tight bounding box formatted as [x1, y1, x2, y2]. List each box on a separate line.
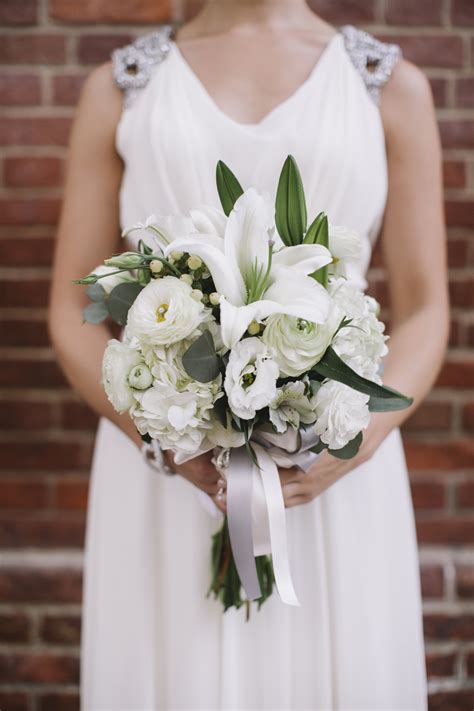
[278, 466, 303, 486]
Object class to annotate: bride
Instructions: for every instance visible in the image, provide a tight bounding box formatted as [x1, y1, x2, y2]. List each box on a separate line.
[49, 0, 448, 708]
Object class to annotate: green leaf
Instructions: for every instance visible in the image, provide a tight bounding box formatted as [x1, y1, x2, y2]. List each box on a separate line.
[106, 282, 143, 326]
[83, 301, 108, 324]
[216, 161, 244, 216]
[182, 330, 220, 383]
[309, 438, 327, 455]
[368, 395, 414, 412]
[303, 211, 326, 244]
[309, 213, 329, 287]
[312, 346, 413, 409]
[275, 155, 307, 246]
[86, 283, 106, 302]
[328, 431, 363, 459]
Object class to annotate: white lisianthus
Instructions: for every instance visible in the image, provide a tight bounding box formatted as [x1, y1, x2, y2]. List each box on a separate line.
[262, 309, 340, 377]
[102, 339, 143, 413]
[90, 265, 134, 295]
[313, 380, 370, 450]
[127, 276, 208, 347]
[132, 339, 222, 459]
[224, 337, 279, 420]
[269, 379, 317, 433]
[328, 224, 361, 277]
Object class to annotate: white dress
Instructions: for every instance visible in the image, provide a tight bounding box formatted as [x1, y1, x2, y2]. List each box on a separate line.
[80, 24, 428, 710]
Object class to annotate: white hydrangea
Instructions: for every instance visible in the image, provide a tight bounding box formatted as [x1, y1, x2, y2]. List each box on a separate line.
[313, 380, 370, 450]
[269, 379, 317, 433]
[224, 337, 279, 420]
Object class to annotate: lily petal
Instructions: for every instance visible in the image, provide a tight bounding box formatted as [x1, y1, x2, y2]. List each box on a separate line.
[190, 205, 227, 238]
[264, 270, 330, 324]
[272, 244, 333, 276]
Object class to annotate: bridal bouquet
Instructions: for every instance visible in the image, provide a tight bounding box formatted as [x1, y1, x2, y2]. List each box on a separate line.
[76, 156, 412, 615]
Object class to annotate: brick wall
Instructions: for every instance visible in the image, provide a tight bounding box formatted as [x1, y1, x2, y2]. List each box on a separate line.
[0, 0, 472, 708]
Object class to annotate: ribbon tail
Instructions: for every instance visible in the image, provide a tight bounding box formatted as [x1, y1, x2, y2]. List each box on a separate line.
[226, 447, 262, 601]
[253, 443, 300, 607]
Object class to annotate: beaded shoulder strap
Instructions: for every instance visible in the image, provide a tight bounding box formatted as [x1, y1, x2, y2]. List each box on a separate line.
[111, 24, 173, 107]
[340, 25, 402, 105]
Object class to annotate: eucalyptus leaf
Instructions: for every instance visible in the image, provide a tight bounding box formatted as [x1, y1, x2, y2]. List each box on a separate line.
[86, 283, 106, 303]
[328, 431, 363, 459]
[312, 346, 413, 409]
[83, 300, 108, 324]
[182, 330, 220, 383]
[106, 282, 143, 326]
[275, 155, 307, 246]
[216, 160, 244, 216]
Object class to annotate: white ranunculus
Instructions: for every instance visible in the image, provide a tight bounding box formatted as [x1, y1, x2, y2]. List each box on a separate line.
[128, 363, 153, 390]
[224, 337, 279, 420]
[132, 339, 222, 458]
[313, 380, 370, 450]
[269, 379, 317, 433]
[262, 308, 340, 377]
[102, 339, 143, 413]
[328, 224, 361, 277]
[127, 276, 208, 347]
[91, 265, 134, 295]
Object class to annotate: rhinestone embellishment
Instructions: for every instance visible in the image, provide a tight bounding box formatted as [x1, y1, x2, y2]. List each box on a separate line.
[112, 24, 173, 107]
[340, 25, 402, 105]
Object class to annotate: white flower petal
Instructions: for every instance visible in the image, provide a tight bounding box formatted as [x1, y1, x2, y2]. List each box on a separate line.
[272, 244, 332, 276]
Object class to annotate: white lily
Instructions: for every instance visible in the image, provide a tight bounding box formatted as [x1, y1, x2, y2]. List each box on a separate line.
[164, 188, 333, 347]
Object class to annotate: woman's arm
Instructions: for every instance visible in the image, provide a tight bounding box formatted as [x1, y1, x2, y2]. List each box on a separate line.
[281, 59, 450, 508]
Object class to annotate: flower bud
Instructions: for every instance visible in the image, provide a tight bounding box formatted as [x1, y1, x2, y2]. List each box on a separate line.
[191, 288, 203, 301]
[128, 364, 153, 390]
[247, 320, 261, 336]
[209, 292, 220, 306]
[202, 270, 211, 280]
[171, 250, 183, 261]
[180, 273, 193, 286]
[187, 255, 202, 270]
[149, 259, 163, 274]
[105, 252, 143, 269]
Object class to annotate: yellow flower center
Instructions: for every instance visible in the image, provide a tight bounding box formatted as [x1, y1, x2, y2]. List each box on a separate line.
[156, 303, 169, 323]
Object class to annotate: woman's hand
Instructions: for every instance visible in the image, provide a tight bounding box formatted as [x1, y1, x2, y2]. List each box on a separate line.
[162, 450, 227, 514]
[280, 414, 392, 508]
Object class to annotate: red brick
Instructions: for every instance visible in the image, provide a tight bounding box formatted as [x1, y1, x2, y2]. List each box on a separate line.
[0, 0, 37, 25]
[443, 161, 466, 189]
[446, 200, 474, 228]
[447, 238, 469, 268]
[0, 199, 60, 226]
[0, 360, 67, 388]
[417, 518, 474, 544]
[0, 441, 89, 470]
[37, 693, 80, 711]
[429, 690, 474, 710]
[0, 237, 55, 265]
[0, 117, 71, 146]
[0, 568, 82, 604]
[456, 565, 474, 598]
[0, 479, 48, 510]
[429, 77, 448, 108]
[424, 613, 474, 640]
[0, 693, 29, 711]
[0, 613, 30, 642]
[52, 74, 87, 106]
[0, 319, 50, 347]
[385, 0, 443, 25]
[425, 652, 456, 678]
[0, 74, 41, 106]
[406, 440, 474, 469]
[307, 0, 376, 23]
[455, 77, 474, 108]
[0, 401, 54, 429]
[449, 279, 474, 308]
[40, 615, 81, 645]
[0, 279, 50, 307]
[452, 0, 474, 25]
[5, 157, 63, 187]
[50, 0, 172, 22]
[411, 481, 445, 510]
[467, 651, 474, 676]
[61, 401, 99, 430]
[0, 651, 79, 684]
[440, 120, 474, 149]
[378, 33, 464, 69]
[420, 564, 444, 598]
[457, 481, 474, 508]
[403, 401, 453, 431]
[463, 403, 474, 432]
[0, 35, 66, 64]
[437, 359, 474, 387]
[55, 477, 89, 511]
[0, 518, 85, 548]
[77, 34, 133, 64]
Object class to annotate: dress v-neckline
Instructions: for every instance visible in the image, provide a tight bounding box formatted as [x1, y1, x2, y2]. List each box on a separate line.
[170, 30, 342, 130]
